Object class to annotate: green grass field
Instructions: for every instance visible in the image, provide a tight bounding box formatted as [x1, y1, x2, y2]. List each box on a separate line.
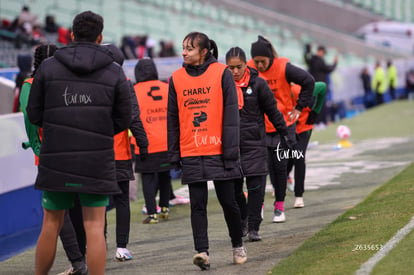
[272, 163, 414, 274]
[271, 100, 414, 274]
[311, 100, 414, 143]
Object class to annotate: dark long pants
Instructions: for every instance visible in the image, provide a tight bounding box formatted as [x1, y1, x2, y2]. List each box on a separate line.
[315, 100, 328, 124]
[60, 196, 85, 264]
[112, 180, 131, 248]
[141, 171, 171, 215]
[376, 92, 384, 105]
[389, 86, 395, 100]
[189, 180, 243, 253]
[234, 175, 266, 232]
[268, 146, 288, 204]
[287, 130, 312, 197]
[267, 124, 296, 205]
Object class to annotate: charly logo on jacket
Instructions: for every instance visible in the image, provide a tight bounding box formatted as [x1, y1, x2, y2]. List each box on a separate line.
[192, 111, 207, 127]
[147, 86, 162, 101]
[63, 86, 92, 106]
[246, 87, 253, 95]
[145, 107, 167, 124]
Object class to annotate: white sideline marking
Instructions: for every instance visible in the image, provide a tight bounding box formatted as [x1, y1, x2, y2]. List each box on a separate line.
[355, 215, 414, 275]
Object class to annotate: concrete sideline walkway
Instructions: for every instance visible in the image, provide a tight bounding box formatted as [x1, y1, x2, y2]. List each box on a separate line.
[1, 137, 413, 275]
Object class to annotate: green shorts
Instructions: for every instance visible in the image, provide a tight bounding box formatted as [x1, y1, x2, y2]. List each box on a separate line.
[42, 191, 109, 210]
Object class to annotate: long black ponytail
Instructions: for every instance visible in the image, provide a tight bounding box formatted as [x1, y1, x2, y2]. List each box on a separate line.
[183, 32, 218, 60]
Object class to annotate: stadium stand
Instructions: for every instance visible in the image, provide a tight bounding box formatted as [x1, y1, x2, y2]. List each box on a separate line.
[0, 0, 412, 111]
[1, 0, 404, 68]
[317, 0, 414, 23]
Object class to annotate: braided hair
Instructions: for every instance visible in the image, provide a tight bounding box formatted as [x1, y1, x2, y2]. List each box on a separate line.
[31, 44, 57, 77]
[183, 32, 218, 60]
[225, 47, 246, 63]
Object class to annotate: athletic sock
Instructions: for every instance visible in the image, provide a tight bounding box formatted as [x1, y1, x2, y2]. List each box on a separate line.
[274, 201, 284, 212]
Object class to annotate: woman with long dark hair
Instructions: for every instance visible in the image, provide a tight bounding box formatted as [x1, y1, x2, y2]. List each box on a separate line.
[226, 46, 288, 241]
[167, 32, 247, 270]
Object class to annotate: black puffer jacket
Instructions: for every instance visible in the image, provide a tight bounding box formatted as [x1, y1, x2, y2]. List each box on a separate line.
[168, 56, 241, 184]
[27, 42, 131, 194]
[103, 44, 149, 181]
[240, 67, 287, 176]
[134, 58, 170, 173]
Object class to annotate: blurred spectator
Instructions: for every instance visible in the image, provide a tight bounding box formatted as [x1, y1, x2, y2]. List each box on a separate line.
[303, 43, 312, 68]
[17, 5, 38, 33]
[387, 59, 398, 100]
[371, 60, 387, 105]
[136, 35, 147, 59]
[32, 24, 46, 44]
[120, 36, 137, 59]
[1, 19, 11, 29]
[360, 67, 375, 109]
[13, 54, 33, 112]
[44, 15, 59, 33]
[307, 45, 338, 126]
[13, 23, 31, 49]
[405, 68, 414, 101]
[159, 40, 177, 57]
[146, 36, 156, 58]
[57, 26, 71, 45]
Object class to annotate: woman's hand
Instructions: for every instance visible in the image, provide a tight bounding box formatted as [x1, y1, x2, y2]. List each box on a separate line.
[287, 109, 301, 122]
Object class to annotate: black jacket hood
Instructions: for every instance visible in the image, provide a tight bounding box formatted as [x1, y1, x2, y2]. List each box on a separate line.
[102, 43, 125, 66]
[17, 54, 33, 72]
[134, 58, 158, 83]
[54, 42, 114, 74]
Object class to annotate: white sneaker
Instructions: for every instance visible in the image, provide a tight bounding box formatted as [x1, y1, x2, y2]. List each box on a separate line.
[115, 248, 132, 261]
[272, 209, 286, 223]
[233, 246, 247, 264]
[58, 265, 88, 275]
[193, 252, 210, 270]
[294, 197, 304, 208]
[169, 195, 190, 206]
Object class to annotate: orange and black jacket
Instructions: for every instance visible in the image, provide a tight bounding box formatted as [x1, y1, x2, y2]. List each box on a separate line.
[114, 79, 149, 181]
[132, 58, 170, 173]
[168, 55, 241, 184]
[247, 57, 314, 131]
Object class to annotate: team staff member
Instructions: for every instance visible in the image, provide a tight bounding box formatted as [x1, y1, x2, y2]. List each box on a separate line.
[168, 32, 247, 271]
[247, 35, 314, 223]
[225, 47, 288, 242]
[132, 58, 172, 225]
[287, 82, 327, 208]
[20, 44, 88, 275]
[103, 44, 149, 262]
[372, 60, 387, 105]
[27, 11, 131, 275]
[387, 59, 398, 100]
